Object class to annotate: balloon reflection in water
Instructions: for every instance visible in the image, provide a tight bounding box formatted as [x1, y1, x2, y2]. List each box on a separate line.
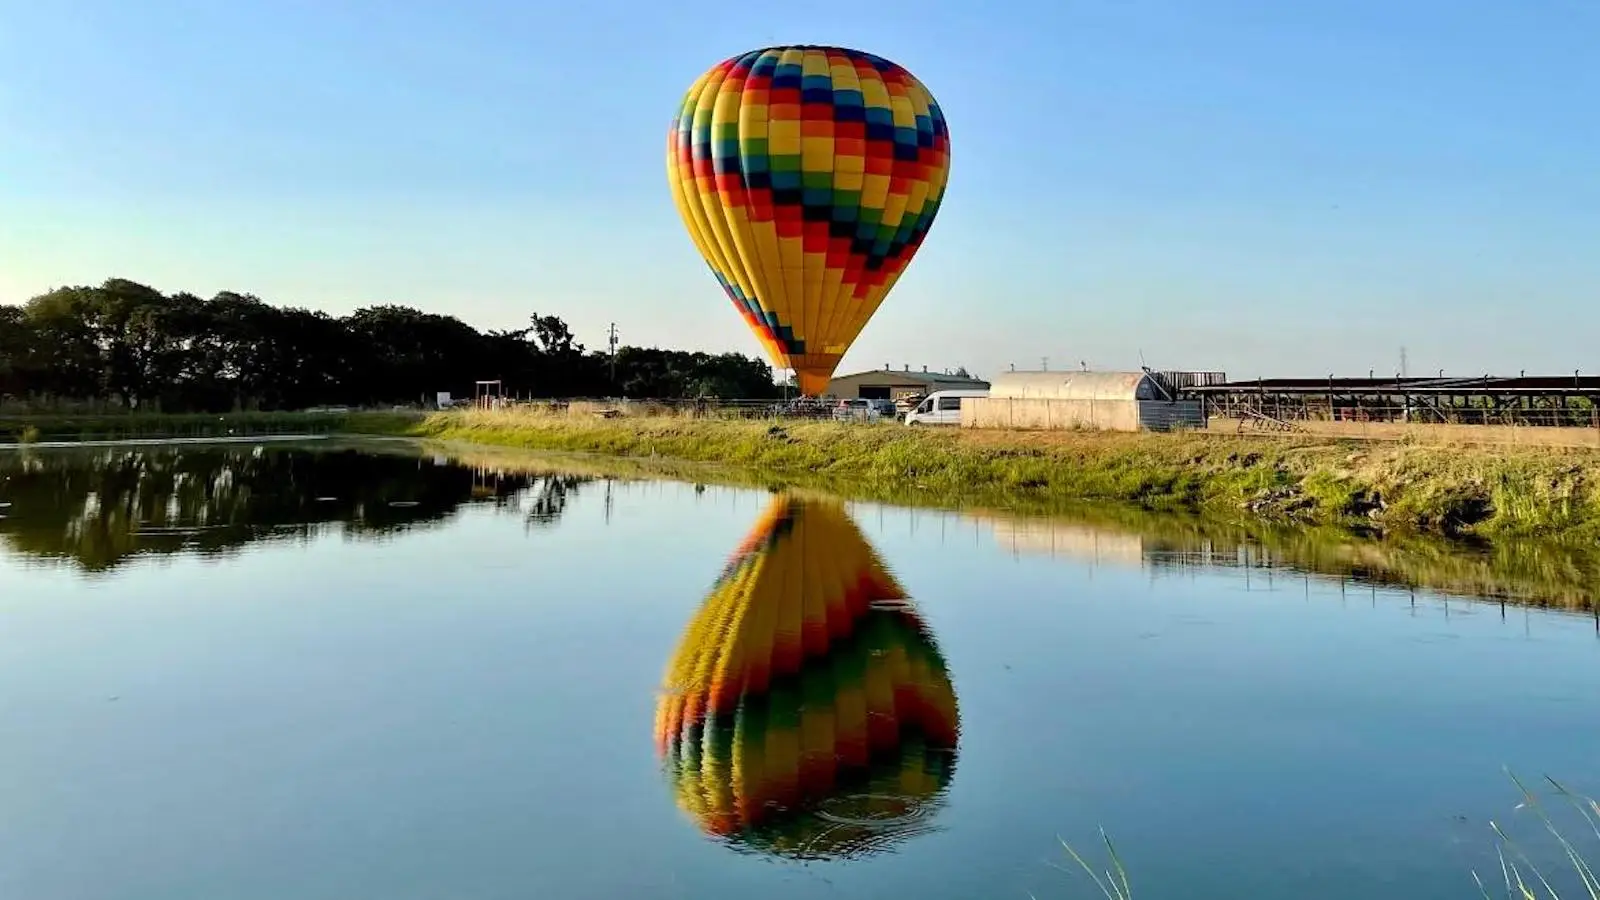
[655, 493, 960, 859]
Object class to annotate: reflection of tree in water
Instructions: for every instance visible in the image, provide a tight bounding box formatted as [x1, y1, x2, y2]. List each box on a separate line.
[0, 446, 594, 572]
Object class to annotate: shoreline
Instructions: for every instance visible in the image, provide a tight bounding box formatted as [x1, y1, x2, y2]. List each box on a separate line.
[7, 407, 1599, 544]
[4, 412, 1598, 609]
[0, 433, 332, 451]
[341, 409, 1600, 544]
[382, 438, 1600, 613]
[0, 411, 350, 444]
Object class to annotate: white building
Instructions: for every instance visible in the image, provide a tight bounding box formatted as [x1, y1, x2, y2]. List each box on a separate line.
[962, 371, 1206, 432]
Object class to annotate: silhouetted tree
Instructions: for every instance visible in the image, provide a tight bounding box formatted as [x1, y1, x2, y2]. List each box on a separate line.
[0, 278, 782, 410]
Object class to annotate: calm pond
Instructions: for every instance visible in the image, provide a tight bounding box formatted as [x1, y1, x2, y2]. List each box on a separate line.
[2, 441, 1597, 900]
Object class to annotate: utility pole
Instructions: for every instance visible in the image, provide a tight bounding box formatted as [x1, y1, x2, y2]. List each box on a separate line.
[607, 322, 618, 386]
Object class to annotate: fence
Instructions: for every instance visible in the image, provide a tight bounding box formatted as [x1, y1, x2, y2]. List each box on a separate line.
[1198, 391, 1600, 446]
[465, 396, 870, 422]
[1200, 396, 1600, 429]
[457, 396, 1600, 446]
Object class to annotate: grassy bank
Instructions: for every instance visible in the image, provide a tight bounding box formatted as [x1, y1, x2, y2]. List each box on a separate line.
[346, 409, 1600, 543]
[387, 439, 1600, 612]
[1, 411, 354, 443]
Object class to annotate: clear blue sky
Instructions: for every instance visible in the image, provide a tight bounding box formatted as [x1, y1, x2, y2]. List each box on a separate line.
[2, 0, 1595, 380]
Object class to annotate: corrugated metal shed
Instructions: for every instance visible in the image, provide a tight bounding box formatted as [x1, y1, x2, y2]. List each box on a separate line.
[967, 370, 1204, 432]
[989, 371, 1163, 401]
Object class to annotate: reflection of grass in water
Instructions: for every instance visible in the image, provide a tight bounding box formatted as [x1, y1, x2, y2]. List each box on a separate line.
[1015, 502, 1600, 613]
[351, 408, 1600, 544]
[363, 439, 1600, 612]
[1050, 773, 1600, 900]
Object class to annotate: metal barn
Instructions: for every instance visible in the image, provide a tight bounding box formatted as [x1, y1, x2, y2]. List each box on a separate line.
[962, 371, 1206, 432]
[823, 365, 990, 401]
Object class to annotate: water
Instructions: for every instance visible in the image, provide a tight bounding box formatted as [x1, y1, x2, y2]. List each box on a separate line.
[2, 442, 1597, 900]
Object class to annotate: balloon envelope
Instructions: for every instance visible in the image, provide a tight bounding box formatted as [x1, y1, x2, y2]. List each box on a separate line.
[655, 493, 960, 859]
[667, 46, 952, 396]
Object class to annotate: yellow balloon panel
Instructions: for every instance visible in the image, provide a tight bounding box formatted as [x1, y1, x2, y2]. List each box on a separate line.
[655, 492, 960, 859]
[667, 46, 952, 395]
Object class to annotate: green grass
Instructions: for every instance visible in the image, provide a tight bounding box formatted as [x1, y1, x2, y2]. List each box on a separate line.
[345, 408, 1600, 544]
[0, 410, 354, 443]
[1045, 830, 1133, 900]
[1474, 774, 1600, 900]
[381, 439, 1600, 612]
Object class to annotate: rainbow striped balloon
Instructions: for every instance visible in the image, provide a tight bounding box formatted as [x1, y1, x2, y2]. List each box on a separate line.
[655, 493, 960, 859]
[667, 46, 952, 396]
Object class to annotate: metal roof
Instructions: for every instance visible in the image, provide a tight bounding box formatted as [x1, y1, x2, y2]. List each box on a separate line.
[829, 368, 990, 386]
[1188, 375, 1600, 395]
[989, 370, 1158, 401]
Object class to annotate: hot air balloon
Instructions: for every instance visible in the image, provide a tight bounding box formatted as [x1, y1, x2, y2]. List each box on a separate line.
[666, 46, 952, 397]
[655, 492, 960, 859]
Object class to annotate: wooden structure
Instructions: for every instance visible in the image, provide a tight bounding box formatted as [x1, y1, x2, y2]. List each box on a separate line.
[474, 380, 504, 409]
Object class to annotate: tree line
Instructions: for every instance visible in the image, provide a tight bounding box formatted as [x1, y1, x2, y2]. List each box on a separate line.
[0, 278, 782, 412]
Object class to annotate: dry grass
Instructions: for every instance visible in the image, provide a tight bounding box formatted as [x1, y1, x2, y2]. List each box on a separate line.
[345, 409, 1600, 544]
[495, 399, 775, 420]
[1211, 417, 1600, 449]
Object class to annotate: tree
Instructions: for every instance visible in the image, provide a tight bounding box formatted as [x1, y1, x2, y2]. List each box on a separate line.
[0, 278, 781, 410]
[529, 313, 581, 356]
[0, 305, 32, 398]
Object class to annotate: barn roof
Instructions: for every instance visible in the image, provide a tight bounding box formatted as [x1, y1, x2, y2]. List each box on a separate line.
[829, 368, 989, 387]
[989, 371, 1157, 401]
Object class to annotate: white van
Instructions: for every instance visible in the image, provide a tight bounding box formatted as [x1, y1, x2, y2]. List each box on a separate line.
[904, 389, 988, 426]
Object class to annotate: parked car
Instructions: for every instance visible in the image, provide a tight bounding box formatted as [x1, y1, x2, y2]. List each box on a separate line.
[831, 398, 897, 422]
[832, 398, 877, 421]
[904, 389, 989, 426]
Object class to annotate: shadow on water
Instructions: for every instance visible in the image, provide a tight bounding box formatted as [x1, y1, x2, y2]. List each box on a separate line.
[0, 441, 592, 572]
[654, 491, 961, 861]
